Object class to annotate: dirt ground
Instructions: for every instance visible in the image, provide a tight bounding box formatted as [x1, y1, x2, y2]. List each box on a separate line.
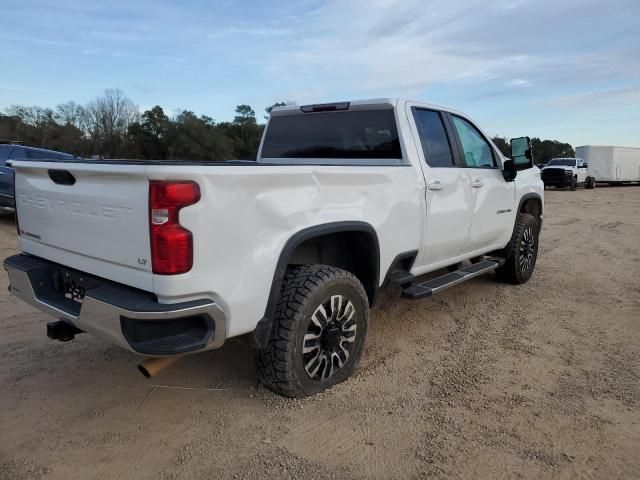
[1, 186, 639, 480]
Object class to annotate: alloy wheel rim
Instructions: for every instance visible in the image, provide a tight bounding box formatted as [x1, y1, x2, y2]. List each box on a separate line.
[303, 295, 357, 381]
[519, 227, 536, 272]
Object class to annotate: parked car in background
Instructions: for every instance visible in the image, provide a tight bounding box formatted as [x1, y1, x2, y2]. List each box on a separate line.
[576, 145, 640, 185]
[0, 144, 77, 212]
[540, 157, 594, 190]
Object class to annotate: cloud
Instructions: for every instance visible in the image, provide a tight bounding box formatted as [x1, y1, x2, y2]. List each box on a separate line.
[258, 0, 640, 101]
[207, 26, 292, 39]
[539, 85, 640, 108]
[0, 34, 81, 49]
[0, 85, 52, 93]
[506, 79, 532, 88]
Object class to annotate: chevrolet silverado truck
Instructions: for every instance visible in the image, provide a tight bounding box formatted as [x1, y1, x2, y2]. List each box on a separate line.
[3, 99, 543, 397]
[541, 157, 595, 190]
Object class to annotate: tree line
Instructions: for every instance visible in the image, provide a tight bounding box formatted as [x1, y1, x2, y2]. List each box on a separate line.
[490, 137, 574, 165]
[0, 89, 275, 161]
[1, 89, 573, 163]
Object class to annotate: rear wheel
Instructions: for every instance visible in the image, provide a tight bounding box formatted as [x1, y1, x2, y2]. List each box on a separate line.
[255, 265, 369, 397]
[585, 176, 595, 189]
[495, 213, 539, 284]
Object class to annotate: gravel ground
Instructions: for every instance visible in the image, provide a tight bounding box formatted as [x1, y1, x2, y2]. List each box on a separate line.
[1, 186, 639, 480]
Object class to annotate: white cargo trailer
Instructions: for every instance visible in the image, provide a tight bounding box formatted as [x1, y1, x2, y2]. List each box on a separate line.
[576, 146, 640, 184]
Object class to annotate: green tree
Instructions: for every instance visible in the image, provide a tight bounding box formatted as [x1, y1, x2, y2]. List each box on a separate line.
[491, 136, 510, 157]
[233, 105, 256, 125]
[171, 111, 234, 161]
[221, 104, 263, 159]
[530, 138, 574, 164]
[127, 106, 172, 159]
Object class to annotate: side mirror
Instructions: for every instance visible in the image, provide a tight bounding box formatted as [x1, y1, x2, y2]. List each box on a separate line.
[579, 164, 588, 169]
[510, 136, 533, 171]
[503, 136, 533, 181]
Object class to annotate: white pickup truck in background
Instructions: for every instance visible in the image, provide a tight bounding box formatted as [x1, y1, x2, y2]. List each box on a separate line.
[540, 157, 595, 190]
[4, 99, 543, 397]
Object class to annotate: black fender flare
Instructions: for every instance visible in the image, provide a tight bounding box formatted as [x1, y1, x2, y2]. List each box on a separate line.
[501, 193, 543, 258]
[252, 221, 380, 348]
[517, 192, 543, 220]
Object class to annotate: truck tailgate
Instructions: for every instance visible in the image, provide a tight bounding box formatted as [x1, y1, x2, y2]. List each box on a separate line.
[13, 161, 153, 291]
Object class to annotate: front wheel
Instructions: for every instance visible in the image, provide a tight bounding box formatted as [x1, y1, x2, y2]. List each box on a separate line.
[570, 176, 577, 191]
[255, 265, 369, 397]
[495, 213, 540, 284]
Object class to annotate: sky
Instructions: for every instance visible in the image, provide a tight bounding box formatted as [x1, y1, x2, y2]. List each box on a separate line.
[1, 0, 639, 146]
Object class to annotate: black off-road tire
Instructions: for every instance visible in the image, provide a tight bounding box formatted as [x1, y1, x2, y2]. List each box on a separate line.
[585, 177, 595, 189]
[495, 213, 540, 284]
[570, 176, 577, 191]
[255, 265, 369, 397]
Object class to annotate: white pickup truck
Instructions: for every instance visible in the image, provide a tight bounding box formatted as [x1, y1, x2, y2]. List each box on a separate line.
[540, 157, 595, 190]
[4, 99, 543, 397]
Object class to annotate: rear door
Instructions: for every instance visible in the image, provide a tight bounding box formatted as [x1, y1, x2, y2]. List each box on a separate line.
[13, 161, 154, 290]
[447, 114, 515, 251]
[408, 106, 472, 266]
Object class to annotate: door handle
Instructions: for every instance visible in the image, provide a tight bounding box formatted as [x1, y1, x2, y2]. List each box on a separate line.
[427, 181, 444, 191]
[471, 179, 484, 188]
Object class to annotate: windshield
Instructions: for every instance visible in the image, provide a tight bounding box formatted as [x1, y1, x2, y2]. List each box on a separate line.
[546, 158, 576, 167]
[261, 110, 402, 160]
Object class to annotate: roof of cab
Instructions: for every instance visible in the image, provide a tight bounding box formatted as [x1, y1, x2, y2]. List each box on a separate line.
[269, 98, 466, 118]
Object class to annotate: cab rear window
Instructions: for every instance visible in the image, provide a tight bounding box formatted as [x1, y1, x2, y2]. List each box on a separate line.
[261, 110, 402, 160]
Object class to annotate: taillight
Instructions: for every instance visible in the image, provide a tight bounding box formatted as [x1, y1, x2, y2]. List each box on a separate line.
[149, 181, 200, 275]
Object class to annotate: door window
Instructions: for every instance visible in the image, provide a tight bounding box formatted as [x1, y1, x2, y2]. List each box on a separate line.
[451, 116, 496, 168]
[412, 109, 454, 167]
[10, 147, 28, 159]
[0, 147, 12, 162]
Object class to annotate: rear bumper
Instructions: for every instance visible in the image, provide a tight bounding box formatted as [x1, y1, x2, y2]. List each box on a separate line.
[3, 254, 226, 355]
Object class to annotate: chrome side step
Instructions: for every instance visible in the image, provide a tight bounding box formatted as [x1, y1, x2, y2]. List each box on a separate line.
[401, 258, 504, 300]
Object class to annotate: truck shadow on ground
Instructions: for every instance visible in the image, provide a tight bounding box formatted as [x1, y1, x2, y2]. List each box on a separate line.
[4, 274, 493, 403]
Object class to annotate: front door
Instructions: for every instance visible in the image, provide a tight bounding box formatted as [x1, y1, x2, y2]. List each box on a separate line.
[408, 106, 472, 266]
[576, 158, 588, 183]
[448, 114, 515, 251]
